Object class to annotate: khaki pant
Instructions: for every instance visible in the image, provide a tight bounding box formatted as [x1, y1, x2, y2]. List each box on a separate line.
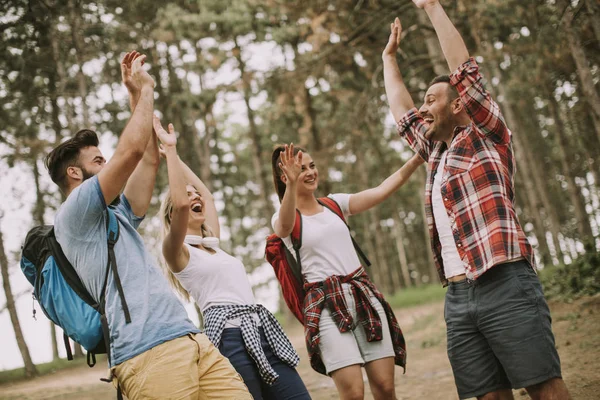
[112, 333, 252, 400]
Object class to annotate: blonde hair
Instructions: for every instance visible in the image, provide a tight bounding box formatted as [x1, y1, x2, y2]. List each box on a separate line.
[159, 186, 214, 301]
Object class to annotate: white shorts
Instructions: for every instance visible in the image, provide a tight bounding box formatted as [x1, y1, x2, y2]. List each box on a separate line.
[318, 283, 395, 374]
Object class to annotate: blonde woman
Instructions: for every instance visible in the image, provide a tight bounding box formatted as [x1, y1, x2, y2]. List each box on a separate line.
[156, 116, 310, 400]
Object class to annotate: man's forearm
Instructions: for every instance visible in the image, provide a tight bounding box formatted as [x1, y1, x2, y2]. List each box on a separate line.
[129, 93, 140, 113]
[423, 2, 469, 73]
[120, 86, 154, 154]
[383, 55, 415, 121]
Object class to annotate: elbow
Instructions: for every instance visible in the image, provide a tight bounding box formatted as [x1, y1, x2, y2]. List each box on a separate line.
[123, 147, 145, 164]
[276, 222, 294, 238]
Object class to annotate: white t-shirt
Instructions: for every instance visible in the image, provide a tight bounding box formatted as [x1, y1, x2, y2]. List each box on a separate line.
[271, 193, 362, 283]
[432, 151, 465, 278]
[175, 244, 256, 320]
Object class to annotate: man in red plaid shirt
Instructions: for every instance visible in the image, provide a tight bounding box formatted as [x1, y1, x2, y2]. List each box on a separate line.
[383, 1, 571, 399]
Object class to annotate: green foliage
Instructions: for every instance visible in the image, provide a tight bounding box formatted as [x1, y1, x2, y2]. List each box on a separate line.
[540, 244, 600, 300]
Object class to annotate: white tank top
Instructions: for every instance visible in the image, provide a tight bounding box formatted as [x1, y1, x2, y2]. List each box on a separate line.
[271, 193, 362, 283]
[174, 244, 256, 324]
[432, 151, 465, 278]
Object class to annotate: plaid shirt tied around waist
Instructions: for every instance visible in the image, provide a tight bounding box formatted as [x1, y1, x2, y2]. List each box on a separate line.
[203, 304, 299, 385]
[397, 58, 535, 285]
[303, 266, 406, 375]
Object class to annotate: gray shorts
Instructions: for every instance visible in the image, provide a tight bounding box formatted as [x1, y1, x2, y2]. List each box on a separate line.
[445, 261, 562, 399]
[318, 283, 395, 374]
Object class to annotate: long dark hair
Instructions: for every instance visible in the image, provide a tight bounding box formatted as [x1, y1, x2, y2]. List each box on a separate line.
[271, 144, 306, 202]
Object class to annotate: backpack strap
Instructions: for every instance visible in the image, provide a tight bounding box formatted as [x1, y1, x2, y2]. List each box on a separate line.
[317, 197, 371, 267]
[289, 210, 303, 280]
[97, 208, 130, 372]
[103, 208, 131, 323]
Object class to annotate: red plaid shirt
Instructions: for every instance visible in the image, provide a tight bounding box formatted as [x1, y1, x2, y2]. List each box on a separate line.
[303, 266, 406, 375]
[397, 58, 535, 285]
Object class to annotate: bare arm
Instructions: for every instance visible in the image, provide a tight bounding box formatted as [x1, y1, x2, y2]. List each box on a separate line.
[177, 156, 220, 239]
[273, 144, 302, 238]
[348, 153, 424, 215]
[414, 0, 470, 73]
[155, 116, 190, 272]
[97, 53, 154, 206]
[123, 132, 160, 217]
[382, 18, 416, 121]
[121, 51, 160, 217]
[383, 18, 433, 161]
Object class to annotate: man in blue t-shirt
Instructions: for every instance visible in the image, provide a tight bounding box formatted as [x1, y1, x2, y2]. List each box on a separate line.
[45, 51, 251, 399]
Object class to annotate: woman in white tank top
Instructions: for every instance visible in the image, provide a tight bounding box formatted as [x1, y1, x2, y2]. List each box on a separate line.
[270, 143, 424, 400]
[155, 117, 310, 400]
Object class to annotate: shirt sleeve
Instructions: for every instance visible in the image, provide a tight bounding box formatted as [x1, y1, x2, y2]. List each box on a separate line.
[396, 108, 433, 162]
[114, 194, 145, 230]
[450, 58, 511, 145]
[328, 193, 352, 219]
[55, 176, 106, 241]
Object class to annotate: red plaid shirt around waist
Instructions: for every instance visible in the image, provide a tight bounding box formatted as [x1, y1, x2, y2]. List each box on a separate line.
[397, 58, 535, 286]
[302, 266, 406, 375]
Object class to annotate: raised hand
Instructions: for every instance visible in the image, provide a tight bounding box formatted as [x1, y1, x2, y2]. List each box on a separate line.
[279, 143, 303, 185]
[153, 114, 177, 157]
[121, 51, 143, 95]
[412, 0, 439, 9]
[130, 53, 155, 90]
[383, 18, 402, 58]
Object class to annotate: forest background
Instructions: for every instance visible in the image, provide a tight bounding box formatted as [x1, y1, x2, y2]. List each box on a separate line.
[1, 0, 599, 381]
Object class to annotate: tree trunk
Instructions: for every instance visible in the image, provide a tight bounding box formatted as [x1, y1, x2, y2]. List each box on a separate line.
[392, 212, 413, 288]
[68, 0, 90, 128]
[568, 108, 600, 190]
[584, 0, 600, 46]
[369, 210, 394, 295]
[48, 24, 66, 144]
[31, 155, 62, 359]
[546, 92, 595, 243]
[488, 65, 564, 264]
[560, 0, 600, 135]
[0, 224, 38, 377]
[234, 38, 275, 219]
[361, 217, 382, 287]
[515, 174, 553, 266]
[50, 322, 59, 360]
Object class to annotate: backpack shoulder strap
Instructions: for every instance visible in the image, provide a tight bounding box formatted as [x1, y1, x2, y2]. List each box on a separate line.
[106, 207, 119, 245]
[317, 196, 371, 267]
[102, 208, 130, 323]
[317, 197, 345, 222]
[289, 210, 303, 276]
[290, 210, 302, 250]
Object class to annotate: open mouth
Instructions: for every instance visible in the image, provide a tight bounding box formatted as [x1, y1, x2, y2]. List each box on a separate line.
[305, 178, 316, 184]
[424, 118, 434, 124]
[191, 202, 203, 212]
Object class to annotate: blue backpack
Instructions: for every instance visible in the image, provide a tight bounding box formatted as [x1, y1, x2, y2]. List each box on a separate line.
[20, 208, 130, 368]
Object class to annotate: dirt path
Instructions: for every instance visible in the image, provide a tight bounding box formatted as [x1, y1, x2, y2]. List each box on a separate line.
[1, 296, 599, 399]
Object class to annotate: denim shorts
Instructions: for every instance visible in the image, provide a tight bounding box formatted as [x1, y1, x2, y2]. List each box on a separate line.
[445, 261, 562, 399]
[318, 283, 395, 374]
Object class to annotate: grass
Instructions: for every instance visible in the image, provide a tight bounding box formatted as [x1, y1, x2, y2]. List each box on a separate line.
[0, 355, 106, 385]
[385, 284, 446, 309]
